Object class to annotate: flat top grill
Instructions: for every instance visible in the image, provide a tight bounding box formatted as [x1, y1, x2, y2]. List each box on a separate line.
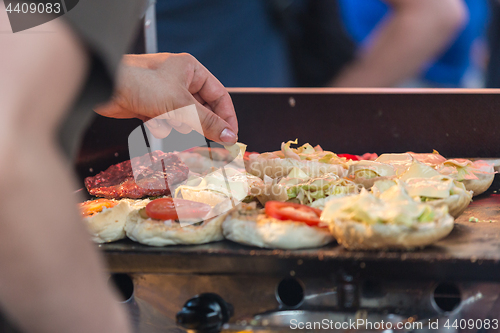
[81, 90, 500, 281]
[102, 191, 500, 281]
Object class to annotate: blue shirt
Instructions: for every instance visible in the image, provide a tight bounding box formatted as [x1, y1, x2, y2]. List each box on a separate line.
[156, 0, 292, 87]
[338, 0, 488, 86]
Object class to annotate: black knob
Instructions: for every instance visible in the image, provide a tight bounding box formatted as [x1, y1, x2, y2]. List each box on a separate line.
[176, 293, 234, 333]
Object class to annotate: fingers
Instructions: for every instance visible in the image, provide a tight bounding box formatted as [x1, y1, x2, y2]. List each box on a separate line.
[144, 118, 172, 139]
[194, 102, 238, 144]
[192, 93, 205, 106]
[101, 53, 239, 144]
[187, 59, 239, 134]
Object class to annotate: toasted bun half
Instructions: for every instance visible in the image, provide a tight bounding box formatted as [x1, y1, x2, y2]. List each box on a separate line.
[246, 155, 346, 179]
[82, 199, 150, 243]
[437, 160, 495, 197]
[428, 191, 472, 218]
[328, 215, 454, 250]
[83, 200, 130, 243]
[125, 209, 227, 247]
[462, 173, 494, 197]
[222, 205, 334, 249]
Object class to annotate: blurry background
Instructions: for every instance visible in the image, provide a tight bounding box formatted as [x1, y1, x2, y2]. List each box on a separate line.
[153, 0, 500, 88]
[76, 0, 500, 180]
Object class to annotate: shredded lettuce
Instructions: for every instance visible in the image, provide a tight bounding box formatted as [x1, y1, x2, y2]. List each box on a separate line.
[451, 180, 467, 192]
[281, 139, 301, 160]
[420, 197, 439, 202]
[285, 176, 357, 205]
[418, 206, 435, 222]
[297, 143, 315, 154]
[319, 153, 336, 163]
[279, 139, 345, 164]
[440, 160, 478, 181]
[456, 166, 472, 181]
[322, 185, 446, 227]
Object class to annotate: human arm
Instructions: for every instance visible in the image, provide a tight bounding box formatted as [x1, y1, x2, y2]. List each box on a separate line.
[332, 0, 467, 87]
[95, 53, 239, 143]
[0, 6, 131, 333]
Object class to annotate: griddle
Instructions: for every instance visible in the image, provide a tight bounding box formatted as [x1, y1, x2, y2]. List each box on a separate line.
[77, 89, 500, 282]
[101, 188, 500, 281]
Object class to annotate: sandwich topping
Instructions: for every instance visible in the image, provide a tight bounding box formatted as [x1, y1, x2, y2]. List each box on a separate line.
[321, 186, 448, 227]
[279, 170, 358, 205]
[257, 139, 347, 165]
[265, 201, 325, 228]
[142, 197, 211, 222]
[79, 199, 118, 218]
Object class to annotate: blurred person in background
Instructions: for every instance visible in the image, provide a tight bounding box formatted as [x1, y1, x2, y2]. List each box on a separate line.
[156, 0, 293, 87]
[338, 0, 489, 88]
[156, 0, 467, 88]
[486, 0, 500, 88]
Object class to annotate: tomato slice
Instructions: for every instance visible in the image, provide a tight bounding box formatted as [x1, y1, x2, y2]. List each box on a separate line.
[265, 201, 326, 228]
[79, 199, 117, 217]
[338, 153, 359, 161]
[145, 198, 212, 221]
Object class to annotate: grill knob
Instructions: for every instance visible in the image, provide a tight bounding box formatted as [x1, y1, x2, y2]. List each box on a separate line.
[176, 293, 234, 333]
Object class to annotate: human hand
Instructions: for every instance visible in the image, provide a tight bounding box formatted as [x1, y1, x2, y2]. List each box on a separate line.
[95, 53, 238, 143]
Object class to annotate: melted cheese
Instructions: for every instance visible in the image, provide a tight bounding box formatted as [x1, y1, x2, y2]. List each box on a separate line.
[348, 161, 396, 178]
[175, 167, 250, 202]
[375, 153, 413, 175]
[399, 161, 441, 182]
[405, 177, 453, 199]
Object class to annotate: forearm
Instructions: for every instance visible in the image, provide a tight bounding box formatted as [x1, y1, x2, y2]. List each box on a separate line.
[332, 0, 467, 87]
[0, 8, 131, 333]
[0, 137, 130, 333]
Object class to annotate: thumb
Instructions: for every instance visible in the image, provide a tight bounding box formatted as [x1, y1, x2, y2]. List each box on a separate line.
[194, 101, 238, 144]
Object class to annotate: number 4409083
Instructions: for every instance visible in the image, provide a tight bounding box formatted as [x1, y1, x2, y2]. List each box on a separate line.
[444, 319, 499, 330]
[6, 2, 61, 14]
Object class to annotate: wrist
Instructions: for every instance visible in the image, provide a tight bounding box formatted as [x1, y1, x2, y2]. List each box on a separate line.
[122, 53, 172, 70]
